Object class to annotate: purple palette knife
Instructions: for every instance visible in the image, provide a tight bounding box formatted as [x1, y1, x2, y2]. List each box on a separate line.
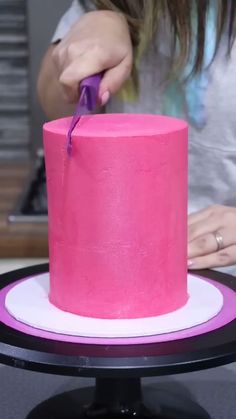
[67, 73, 102, 155]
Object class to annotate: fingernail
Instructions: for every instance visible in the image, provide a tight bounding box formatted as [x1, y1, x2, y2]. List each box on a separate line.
[100, 91, 110, 106]
[187, 259, 194, 267]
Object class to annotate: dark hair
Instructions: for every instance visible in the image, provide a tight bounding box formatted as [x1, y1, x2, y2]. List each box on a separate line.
[93, 0, 236, 69]
[92, 1, 236, 97]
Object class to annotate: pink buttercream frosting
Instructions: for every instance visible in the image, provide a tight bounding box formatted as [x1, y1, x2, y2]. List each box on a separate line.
[44, 114, 188, 319]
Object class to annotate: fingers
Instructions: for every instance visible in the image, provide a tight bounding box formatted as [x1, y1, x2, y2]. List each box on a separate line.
[99, 55, 132, 97]
[188, 204, 225, 227]
[188, 226, 235, 259]
[188, 245, 236, 269]
[188, 232, 220, 258]
[59, 66, 89, 104]
[51, 12, 133, 104]
[188, 206, 212, 226]
[188, 205, 231, 243]
[188, 205, 236, 269]
[188, 216, 222, 243]
[58, 49, 106, 103]
[59, 57, 132, 105]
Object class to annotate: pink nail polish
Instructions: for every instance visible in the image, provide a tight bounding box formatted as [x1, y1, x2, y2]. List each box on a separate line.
[101, 91, 110, 106]
[187, 260, 194, 267]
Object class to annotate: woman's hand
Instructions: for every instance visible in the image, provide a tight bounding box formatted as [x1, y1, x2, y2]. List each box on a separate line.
[52, 10, 133, 105]
[188, 205, 236, 269]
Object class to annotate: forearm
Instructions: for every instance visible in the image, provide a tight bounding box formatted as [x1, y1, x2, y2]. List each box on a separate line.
[37, 45, 75, 120]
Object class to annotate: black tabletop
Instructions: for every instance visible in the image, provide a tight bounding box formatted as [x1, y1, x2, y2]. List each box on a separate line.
[0, 264, 235, 378]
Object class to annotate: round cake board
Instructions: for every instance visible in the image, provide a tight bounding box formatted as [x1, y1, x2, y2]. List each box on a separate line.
[5, 274, 223, 339]
[1, 273, 235, 345]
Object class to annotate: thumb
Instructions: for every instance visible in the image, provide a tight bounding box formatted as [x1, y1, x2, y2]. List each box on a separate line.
[99, 56, 132, 105]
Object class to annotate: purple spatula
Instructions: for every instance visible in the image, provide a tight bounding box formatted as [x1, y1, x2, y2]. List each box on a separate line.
[67, 74, 102, 155]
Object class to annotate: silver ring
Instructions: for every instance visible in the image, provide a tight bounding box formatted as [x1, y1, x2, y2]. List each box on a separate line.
[213, 231, 224, 251]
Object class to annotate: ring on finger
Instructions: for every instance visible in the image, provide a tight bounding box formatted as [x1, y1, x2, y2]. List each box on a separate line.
[213, 231, 224, 251]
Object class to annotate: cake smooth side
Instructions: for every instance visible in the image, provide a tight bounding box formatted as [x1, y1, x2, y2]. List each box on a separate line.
[43, 114, 188, 319]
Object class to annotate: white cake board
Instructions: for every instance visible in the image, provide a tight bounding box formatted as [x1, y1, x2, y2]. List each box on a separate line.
[5, 274, 223, 338]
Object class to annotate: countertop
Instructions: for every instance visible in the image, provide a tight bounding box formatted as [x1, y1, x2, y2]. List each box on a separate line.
[0, 258, 48, 275]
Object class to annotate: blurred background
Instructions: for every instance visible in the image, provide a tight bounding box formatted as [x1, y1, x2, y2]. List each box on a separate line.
[0, 0, 69, 273]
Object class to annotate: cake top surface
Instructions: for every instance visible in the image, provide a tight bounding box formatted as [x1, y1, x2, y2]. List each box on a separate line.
[44, 114, 187, 138]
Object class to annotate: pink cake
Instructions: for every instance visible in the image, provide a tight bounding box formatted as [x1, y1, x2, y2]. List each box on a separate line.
[43, 114, 188, 319]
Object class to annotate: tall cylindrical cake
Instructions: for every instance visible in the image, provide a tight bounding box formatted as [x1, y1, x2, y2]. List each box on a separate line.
[44, 114, 188, 319]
